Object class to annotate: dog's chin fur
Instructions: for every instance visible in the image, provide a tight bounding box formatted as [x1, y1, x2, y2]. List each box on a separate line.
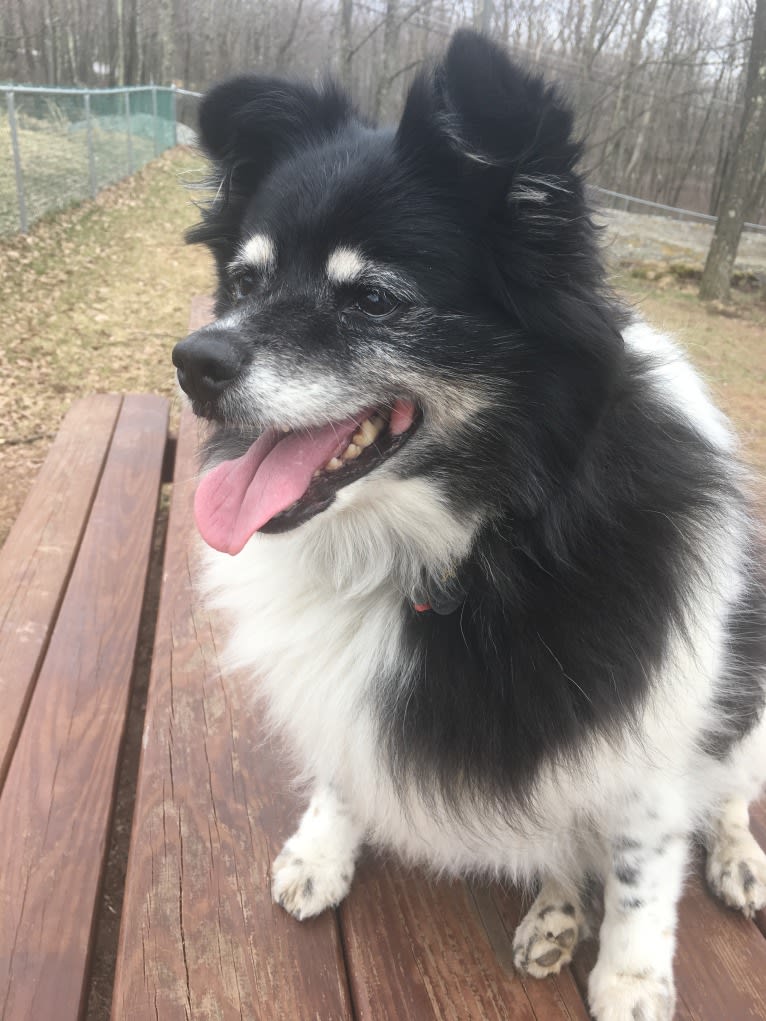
[185, 29, 766, 1021]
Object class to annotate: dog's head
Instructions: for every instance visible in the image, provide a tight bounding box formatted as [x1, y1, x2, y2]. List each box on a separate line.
[176, 30, 624, 569]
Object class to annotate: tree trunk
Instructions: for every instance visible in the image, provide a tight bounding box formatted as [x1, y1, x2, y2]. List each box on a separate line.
[700, 0, 766, 301]
[372, 0, 399, 121]
[339, 0, 353, 92]
[115, 0, 125, 85]
[158, 0, 175, 83]
[275, 0, 305, 72]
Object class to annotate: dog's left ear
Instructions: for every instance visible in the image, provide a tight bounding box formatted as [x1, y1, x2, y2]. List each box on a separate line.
[197, 75, 352, 193]
[397, 30, 580, 201]
[188, 75, 352, 279]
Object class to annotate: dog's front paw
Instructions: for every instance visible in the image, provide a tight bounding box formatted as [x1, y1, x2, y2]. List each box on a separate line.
[707, 833, 766, 919]
[271, 841, 354, 920]
[513, 899, 581, 978]
[588, 967, 675, 1021]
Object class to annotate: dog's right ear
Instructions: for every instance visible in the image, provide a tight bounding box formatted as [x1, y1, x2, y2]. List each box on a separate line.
[198, 75, 352, 192]
[189, 77, 351, 278]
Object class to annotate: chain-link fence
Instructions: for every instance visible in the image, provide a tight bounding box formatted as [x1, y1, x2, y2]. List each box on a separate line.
[0, 85, 190, 236]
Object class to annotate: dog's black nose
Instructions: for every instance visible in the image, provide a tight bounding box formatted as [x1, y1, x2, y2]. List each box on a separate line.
[172, 328, 245, 403]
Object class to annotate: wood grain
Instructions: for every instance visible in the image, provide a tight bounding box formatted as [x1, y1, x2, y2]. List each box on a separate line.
[0, 394, 168, 1021]
[674, 868, 766, 1021]
[112, 403, 353, 1021]
[340, 857, 591, 1020]
[0, 394, 122, 788]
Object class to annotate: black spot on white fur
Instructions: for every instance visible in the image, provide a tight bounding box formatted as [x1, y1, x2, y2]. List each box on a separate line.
[615, 864, 641, 887]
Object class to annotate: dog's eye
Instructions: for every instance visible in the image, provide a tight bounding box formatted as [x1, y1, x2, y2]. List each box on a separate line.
[353, 288, 400, 318]
[231, 269, 257, 301]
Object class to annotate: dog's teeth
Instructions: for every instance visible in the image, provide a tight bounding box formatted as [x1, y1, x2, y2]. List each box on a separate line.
[371, 413, 386, 430]
[280, 426, 290, 433]
[343, 443, 361, 461]
[313, 469, 321, 478]
[353, 417, 382, 448]
[326, 457, 343, 471]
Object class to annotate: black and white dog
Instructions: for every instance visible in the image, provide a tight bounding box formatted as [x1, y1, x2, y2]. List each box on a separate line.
[173, 30, 766, 1021]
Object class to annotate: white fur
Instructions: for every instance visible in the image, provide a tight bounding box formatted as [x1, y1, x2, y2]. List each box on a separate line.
[706, 796, 766, 917]
[196, 319, 765, 1021]
[224, 342, 493, 435]
[327, 246, 366, 284]
[509, 185, 549, 204]
[271, 788, 362, 918]
[624, 321, 735, 452]
[240, 233, 276, 271]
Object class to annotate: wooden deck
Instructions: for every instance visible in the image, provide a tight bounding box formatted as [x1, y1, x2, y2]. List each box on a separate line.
[0, 297, 765, 1019]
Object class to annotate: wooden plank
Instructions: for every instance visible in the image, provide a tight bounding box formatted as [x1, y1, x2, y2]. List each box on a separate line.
[0, 394, 168, 1021]
[0, 394, 122, 788]
[112, 404, 353, 1021]
[340, 858, 590, 1020]
[674, 869, 766, 1021]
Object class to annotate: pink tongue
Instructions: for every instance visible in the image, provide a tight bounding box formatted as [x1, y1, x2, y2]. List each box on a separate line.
[194, 418, 359, 554]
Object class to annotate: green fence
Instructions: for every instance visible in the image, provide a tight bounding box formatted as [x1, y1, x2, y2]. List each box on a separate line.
[1, 85, 181, 235]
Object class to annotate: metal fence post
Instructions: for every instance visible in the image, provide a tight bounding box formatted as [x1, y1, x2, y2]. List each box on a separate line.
[6, 91, 28, 233]
[84, 91, 97, 198]
[151, 85, 159, 155]
[171, 84, 177, 147]
[125, 90, 133, 173]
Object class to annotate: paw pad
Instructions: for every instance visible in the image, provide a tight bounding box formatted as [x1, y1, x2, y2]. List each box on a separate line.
[513, 903, 581, 978]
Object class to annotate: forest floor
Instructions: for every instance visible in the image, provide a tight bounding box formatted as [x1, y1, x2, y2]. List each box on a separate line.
[0, 147, 765, 1019]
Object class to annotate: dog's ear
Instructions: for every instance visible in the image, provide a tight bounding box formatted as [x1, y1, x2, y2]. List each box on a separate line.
[188, 76, 351, 280]
[397, 30, 580, 198]
[198, 75, 352, 192]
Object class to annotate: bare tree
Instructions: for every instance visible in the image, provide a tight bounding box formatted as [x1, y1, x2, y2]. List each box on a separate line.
[700, 0, 766, 301]
[0, 0, 760, 243]
[339, 0, 354, 91]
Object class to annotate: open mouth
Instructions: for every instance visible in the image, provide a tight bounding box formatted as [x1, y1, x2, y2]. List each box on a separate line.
[194, 399, 419, 554]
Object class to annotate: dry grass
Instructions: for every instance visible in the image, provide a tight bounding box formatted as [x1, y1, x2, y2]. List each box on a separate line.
[0, 150, 765, 549]
[0, 146, 212, 545]
[0, 114, 158, 235]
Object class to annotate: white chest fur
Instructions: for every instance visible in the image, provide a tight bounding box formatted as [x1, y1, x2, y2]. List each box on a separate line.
[198, 490, 741, 887]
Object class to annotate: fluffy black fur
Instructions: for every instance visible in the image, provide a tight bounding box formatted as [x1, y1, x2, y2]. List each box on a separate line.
[186, 30, 766, 812]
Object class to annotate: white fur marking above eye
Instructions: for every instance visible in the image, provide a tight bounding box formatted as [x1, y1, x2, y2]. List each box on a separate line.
[327, 246, 367, 284]
[241, 233, 276, 271]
